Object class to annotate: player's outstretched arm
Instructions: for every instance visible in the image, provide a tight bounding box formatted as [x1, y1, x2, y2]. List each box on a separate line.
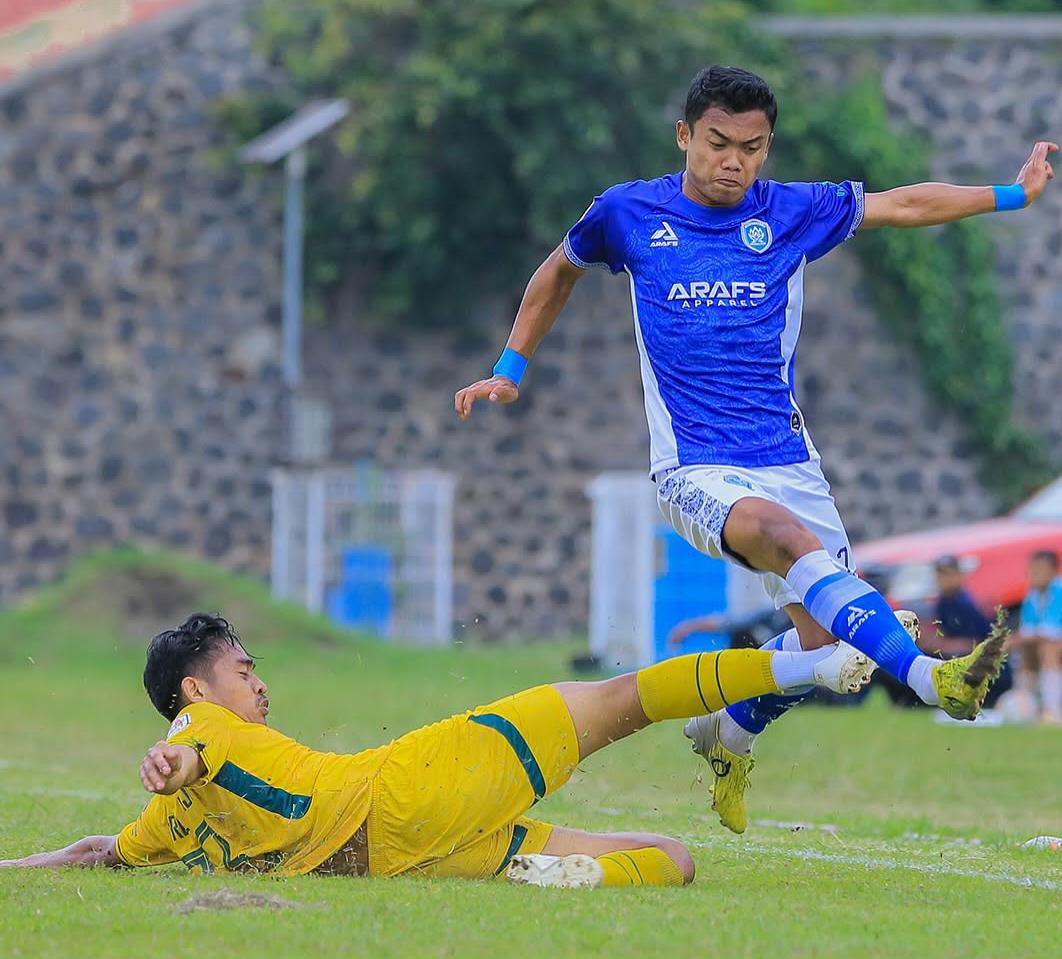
[454, 244, 585, 420]
[861, 140, 1057, 229]
[0, 835, 121, 869]
[139, 740, 205, 795]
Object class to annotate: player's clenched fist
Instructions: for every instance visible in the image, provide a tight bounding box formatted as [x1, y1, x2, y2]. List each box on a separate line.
[1015, 140, 1059, 205]
[454, 375, 519, 421]
[139, 741, 185, 794]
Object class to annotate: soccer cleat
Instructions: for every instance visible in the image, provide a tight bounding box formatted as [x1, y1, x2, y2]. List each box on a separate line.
[932, 612, 1009, 721]
[813, 640, 877, 693]
[896, 608, 921, 645]
[505, 853, 603, 888]
[685, 711, 754, 834]
[810, 609, 921, 694]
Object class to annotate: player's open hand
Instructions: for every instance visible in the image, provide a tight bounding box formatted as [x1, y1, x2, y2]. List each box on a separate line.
[454, 375, 519, 421]
[1015, 140, 1058, 205]
[139, 740, 185, 795]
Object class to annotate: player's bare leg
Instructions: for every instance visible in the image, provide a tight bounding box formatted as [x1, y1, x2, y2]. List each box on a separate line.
[552, 638, 852, 764]
[722, 497, 1006, 718]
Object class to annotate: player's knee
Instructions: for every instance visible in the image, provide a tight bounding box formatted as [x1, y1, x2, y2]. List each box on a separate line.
[727, 501, 821, 573]
[760, 514, 821, 569]
[655, 836, 695, 884]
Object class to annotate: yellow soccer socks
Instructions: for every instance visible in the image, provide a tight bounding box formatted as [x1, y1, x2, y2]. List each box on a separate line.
[597, 847, 685, 887]
[635, 649, 780, 722]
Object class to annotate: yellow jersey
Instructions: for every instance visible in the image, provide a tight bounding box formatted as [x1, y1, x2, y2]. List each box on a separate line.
[115, 702, 392, 875]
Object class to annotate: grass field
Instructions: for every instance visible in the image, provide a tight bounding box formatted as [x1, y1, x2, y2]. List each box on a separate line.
[1, 551, 1061, 958]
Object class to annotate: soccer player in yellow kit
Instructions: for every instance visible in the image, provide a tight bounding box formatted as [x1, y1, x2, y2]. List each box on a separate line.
[2, 613, 898, 887]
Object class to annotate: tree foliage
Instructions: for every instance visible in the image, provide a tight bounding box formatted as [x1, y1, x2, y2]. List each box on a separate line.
[234, 0, 1053, 503]
[245, 0, 781, 323]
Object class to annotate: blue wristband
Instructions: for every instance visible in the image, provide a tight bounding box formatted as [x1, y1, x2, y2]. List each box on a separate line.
[992, 183, 1026, 212]
[493, 347, 528, 386]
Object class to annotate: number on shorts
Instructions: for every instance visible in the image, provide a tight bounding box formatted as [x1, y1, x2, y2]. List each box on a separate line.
[836, 546, 851, 571]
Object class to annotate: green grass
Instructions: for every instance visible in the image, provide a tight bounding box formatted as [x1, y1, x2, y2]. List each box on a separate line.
[1, 551, 1061, 958]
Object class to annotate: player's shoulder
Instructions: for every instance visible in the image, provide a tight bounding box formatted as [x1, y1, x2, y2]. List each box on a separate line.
[166, 701, 241, 738]
[759, 179, 844, 218]
[597, 172, 683, 210]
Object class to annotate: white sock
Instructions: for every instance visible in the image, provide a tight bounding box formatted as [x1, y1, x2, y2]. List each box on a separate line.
[769, 647, 835, 691]
[717, 711, 757, 755]
[779, 628, 804, 651]
[1040, 669, 1062, 719]
[714, 628, 806, 756]
[906, 655, 941, 705]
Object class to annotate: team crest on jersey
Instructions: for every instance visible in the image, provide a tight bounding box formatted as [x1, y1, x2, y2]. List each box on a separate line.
[167, 713, 191, 737]
[739, 218, 772, 253]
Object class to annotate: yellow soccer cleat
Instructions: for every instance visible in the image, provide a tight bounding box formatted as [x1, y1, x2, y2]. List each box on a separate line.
[708, 742, 754, 834]
[932, 611, 1009, 721]
[686, 711, 754, 834]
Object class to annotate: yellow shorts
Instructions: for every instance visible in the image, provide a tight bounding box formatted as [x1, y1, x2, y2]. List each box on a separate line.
[367, 684, 579, 879]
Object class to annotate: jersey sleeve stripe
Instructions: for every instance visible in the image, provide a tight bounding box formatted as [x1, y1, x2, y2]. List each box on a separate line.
[562, 233, 609, 271]
[846, 181, 866, 238]
[213, 761, 313, 820]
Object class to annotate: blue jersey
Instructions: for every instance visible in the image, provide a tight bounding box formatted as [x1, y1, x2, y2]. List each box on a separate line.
[563, 172, 864, 475]
[1021, 576, 1062, 638]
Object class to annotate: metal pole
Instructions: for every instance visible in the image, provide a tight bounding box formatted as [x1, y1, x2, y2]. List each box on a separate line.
[283, 146, 307, 390]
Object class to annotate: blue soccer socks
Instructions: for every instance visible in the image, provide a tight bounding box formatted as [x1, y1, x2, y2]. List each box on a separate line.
[786, 550, 938, 702]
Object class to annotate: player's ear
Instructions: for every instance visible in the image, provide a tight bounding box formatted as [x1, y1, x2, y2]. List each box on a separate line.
[763, 131, 774, 160]
[180, 674, 206, 705]
[676, 119, 690, 153]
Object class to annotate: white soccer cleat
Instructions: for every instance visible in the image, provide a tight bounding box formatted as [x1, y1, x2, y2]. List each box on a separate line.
[813, 640, 877, 694]
[683, 710, 720, 757]
[505, 853, 603, 888]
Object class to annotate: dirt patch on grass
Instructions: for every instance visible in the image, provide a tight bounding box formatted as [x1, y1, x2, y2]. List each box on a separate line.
[64, 567, 201, 643]
[175, 888, 302, 914]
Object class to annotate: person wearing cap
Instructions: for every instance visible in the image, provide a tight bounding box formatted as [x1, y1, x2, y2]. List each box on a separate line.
[930, 555, 1011, 709]
[932, 556, 992, 655]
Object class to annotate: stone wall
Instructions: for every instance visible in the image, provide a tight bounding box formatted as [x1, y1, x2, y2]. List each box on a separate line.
[0, 0, 287, 597]
[1, 8, 1060, 636]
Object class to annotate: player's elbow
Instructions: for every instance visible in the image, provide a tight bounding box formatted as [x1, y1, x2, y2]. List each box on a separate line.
[73, 835, 119, 868]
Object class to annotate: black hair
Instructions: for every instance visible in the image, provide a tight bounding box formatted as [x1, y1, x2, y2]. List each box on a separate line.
[1031, 549, 1060, 570]
[684, 66, 777, 130]
[143, 613, 243, 721]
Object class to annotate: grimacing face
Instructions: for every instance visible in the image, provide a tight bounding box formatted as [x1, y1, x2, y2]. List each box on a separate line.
[677, 105, 773, 207]
[180, 642, 269, 724]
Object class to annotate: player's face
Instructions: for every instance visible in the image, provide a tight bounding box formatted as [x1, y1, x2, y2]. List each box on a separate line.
[677, 106, 773, 207]
[935, 568, 963, 596]
[1029, 558, 1057, 591]
[195, 643, 270, 725]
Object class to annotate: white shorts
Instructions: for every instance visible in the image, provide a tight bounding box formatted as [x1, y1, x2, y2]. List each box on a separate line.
[656, 460, 854, 611]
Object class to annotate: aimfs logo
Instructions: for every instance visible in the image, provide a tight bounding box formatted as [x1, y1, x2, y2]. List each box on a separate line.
[846, 604, 876, 638]
[650, 221, 679, 248]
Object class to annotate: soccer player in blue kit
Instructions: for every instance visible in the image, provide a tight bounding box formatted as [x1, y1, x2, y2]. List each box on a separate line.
[455, 66, 1057, 833]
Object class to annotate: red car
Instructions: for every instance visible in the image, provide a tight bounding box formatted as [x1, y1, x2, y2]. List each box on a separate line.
[855, 476, 1062, 622]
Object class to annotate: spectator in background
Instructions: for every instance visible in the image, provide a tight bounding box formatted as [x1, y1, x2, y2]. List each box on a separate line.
[930, 555, 1010, 710]
[1014, 550, 1062, 724]
[931, 556, 992, 655]
[876, 554, 1007, 710]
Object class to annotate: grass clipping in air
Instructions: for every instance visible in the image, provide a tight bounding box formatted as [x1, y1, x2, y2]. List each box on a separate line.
[963, 607, 1010, 689]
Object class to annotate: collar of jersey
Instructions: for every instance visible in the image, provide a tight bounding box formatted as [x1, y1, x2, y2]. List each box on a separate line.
[671, 173, 764, 227]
